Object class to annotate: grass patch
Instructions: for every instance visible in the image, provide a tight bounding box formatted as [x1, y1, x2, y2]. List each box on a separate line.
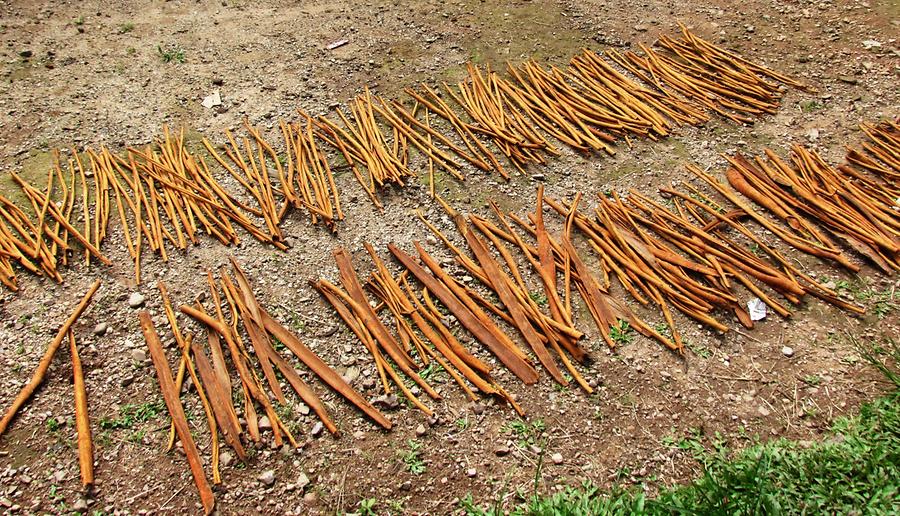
[463, 337, 900, 515]
[157, 44, 185, 64]
[400, 439, 426, 475]
[99, 401, 164, 430]
[609, 319, 634, 346]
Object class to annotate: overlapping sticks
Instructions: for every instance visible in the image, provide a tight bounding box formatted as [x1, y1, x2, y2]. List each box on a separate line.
[139, 261, 390, 511]
[1, 25, 813, 292]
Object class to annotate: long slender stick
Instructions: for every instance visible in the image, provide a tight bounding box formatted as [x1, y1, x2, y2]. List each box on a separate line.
[69, 330, 93, 488]
[0, 279, 101, 437]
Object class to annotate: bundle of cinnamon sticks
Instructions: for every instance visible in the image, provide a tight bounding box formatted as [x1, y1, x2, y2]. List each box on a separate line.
[139, 261, 389, 513]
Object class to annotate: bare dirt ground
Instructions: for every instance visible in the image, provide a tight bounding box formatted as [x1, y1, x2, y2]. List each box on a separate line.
[0, 0, 898, 514]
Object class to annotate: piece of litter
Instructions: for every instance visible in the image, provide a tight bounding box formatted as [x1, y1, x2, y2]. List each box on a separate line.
[862, 39, 882, 50]
[747, 297, 767, 321]
[326, 39, 349, 50]
[201, 90, 221, 109]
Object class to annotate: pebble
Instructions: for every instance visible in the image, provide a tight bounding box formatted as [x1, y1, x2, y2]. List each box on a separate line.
[758, 405, 771, 417]
[130, 349, 147, 363]
[551, 453, 563, 465]
[258, 470, 276, 486]
[93, 322, 108, 336]
[353, 430, 365, 440]
[72, 499, 88, 512]
[466, 468, 477, 478]
[782, 346, 795, 358]
[471, 403, 485, 415]
[494, 447, 510, 457]
[373, 394, 400, 410]
[128, 292, 145, 308]
[220, 451, 234, 467]
[296, 472, 310, 490]
[297, 403, 310, 416]
[415, 424, 427, 437]
[258, 416, 272, 430]
[310, 422, 324, 437]
[343, 366, 359, 383]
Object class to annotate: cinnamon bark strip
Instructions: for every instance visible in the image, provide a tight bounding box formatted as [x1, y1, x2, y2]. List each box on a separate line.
[0, 279, 101, 437]
[139, 311, 215, 515]
[69, 331, 93, 488]
[389, 243, 539, 384]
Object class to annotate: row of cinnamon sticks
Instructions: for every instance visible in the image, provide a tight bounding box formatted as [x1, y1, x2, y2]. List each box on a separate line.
[1, 25, 811, 291]
[313, 133, 895, 404]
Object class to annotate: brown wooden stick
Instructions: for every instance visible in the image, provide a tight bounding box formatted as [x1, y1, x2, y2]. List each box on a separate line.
[139, 311, 215, 515]
[69, 330, 93, 488]
[389, 243, 539, 384]
[0, 279, 101, 437]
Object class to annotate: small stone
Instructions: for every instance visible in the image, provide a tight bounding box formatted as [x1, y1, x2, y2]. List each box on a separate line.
[373, 394, 399, 410]
[343, 366, 359, 383]
[310, 422, 324, 437]
[494, 447, 510, 457]
[93, 322, 108, 336]
[415, 424, 427, 437]
[806, 128, 819, 141]
[220, 451, 234, 467]
[51, 470, 66, 483]
[782, 346, 795, 358]
[862, 39, 882, 50]
[551, 453, 563, 465]
[258, 416, 272, 430]
[302, 491, 317, 503]
[296, 472, 310, 490]
[353, 430, 365, 440]
[72, 498, 88, 512]
[128, 292, 145, 308]
[758, 406, 771, 417]
[258, 469, 276, 486]
[212, 77, 224, 86]
[471, 403, 484, 415]
[130, 349, 147, 363]
[466, 468, 477, 478]
[297, 403, 310, 416]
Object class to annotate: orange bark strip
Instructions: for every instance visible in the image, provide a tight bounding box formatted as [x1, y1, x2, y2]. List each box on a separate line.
[69, 331, 93, 487]
[0, 279, 101, 437]
[139, 311, 215, 515]
[389, 243, 539, 384]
